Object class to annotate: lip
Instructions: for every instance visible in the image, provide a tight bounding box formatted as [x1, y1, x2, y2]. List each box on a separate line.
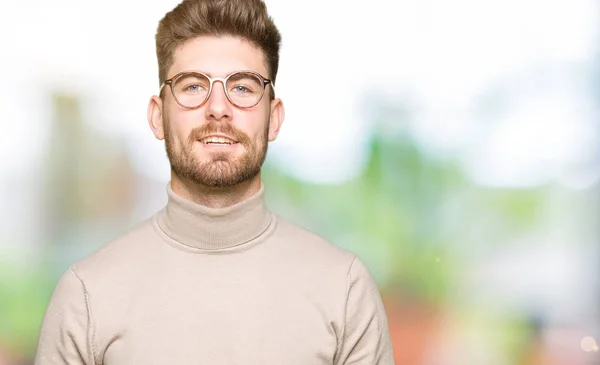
[198, 134, 239, 144]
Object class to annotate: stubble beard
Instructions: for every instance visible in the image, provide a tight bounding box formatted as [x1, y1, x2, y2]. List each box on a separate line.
[164, 118, 269, 189]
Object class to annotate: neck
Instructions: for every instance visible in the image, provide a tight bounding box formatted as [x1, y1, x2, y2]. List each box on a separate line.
[156, 175, 273, 251]
[170, 171, 263, 209]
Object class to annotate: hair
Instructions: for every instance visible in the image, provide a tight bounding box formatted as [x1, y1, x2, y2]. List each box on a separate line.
[155, 0, 281, 87]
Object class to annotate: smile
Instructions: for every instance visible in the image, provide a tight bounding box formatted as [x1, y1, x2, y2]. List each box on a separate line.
[199, 136, 238, 145]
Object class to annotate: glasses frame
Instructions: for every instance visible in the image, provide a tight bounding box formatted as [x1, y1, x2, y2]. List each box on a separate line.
[160, 70, 273, 109]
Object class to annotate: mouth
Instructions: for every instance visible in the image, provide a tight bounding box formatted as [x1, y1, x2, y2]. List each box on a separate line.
[199, 135, 239, 145]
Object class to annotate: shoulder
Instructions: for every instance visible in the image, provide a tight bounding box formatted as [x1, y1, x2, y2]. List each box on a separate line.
[69, 216, 158, 283]
[270, 214, 357, 270]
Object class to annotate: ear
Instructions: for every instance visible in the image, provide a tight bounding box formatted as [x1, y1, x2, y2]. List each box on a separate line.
[147, 95, 165, 140]
[268, 98, 285, 142]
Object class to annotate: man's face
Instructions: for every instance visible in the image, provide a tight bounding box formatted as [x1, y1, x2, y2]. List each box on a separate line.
[149, 36, 283, 188]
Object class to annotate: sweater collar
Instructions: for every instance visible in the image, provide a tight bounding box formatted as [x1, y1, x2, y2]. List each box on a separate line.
[156, 182, 273, 251]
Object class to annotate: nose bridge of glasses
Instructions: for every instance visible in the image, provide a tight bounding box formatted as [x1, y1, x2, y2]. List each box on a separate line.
[210, 76, 228, 86]
[209, 76, 229, 96]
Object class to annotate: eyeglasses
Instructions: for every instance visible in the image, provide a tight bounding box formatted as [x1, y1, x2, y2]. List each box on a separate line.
[160, 70, 273, 109]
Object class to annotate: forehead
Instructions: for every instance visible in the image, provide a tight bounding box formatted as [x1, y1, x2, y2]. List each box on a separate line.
[169, 36, 268, 78]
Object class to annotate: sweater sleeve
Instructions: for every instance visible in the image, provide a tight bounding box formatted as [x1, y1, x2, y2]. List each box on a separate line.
[34, 267, 95, 365]
[334, 256, 395, 365]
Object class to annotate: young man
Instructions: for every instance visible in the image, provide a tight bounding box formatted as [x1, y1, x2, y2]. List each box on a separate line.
[34, 0, 395, 364]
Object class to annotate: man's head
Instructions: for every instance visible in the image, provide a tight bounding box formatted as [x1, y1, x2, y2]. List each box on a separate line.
[147, 0, 284, 189]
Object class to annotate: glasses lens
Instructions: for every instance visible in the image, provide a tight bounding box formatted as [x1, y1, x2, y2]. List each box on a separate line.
[226, 72, 264, 108]
[173, 73, 211, 108]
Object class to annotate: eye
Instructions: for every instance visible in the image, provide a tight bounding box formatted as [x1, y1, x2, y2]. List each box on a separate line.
[231, 85, 250, 94]
[186, 84, 203, 93]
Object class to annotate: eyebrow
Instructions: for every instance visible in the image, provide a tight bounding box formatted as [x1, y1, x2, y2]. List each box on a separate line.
[177, 70, 213, 77]
[176, 70, 261, 78]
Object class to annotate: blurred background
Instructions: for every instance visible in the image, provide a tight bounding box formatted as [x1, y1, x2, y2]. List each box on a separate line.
[1, 0, 599, 364]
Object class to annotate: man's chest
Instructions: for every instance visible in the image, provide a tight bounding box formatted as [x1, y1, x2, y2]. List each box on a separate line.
[97, 283, 340, 365]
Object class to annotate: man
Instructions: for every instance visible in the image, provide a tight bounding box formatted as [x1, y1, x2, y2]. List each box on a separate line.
[34, 0, 395, 364]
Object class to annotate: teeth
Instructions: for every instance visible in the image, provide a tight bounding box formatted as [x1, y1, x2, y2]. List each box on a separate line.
[201, 136, 235, 144]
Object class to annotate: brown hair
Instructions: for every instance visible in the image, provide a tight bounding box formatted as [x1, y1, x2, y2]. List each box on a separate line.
[155, 0, 281, 87]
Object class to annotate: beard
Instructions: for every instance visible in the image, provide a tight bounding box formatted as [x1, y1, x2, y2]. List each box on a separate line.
[164, 118, 269, 189]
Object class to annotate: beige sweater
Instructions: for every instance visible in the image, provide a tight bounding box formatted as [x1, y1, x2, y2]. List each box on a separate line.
[34, 183, 395, 364]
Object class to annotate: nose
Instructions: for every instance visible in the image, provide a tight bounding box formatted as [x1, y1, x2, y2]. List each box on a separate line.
[204, 79, 232, 121]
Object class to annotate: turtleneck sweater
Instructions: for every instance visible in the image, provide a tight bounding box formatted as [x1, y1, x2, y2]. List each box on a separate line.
[34, 183, 395, 365]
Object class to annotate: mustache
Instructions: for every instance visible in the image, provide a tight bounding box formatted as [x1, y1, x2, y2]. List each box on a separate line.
[188, 122, 251, 145]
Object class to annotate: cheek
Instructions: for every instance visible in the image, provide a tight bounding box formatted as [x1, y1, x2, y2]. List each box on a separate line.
[166, 109, 199, 144]
[243, 109, 270, 139]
